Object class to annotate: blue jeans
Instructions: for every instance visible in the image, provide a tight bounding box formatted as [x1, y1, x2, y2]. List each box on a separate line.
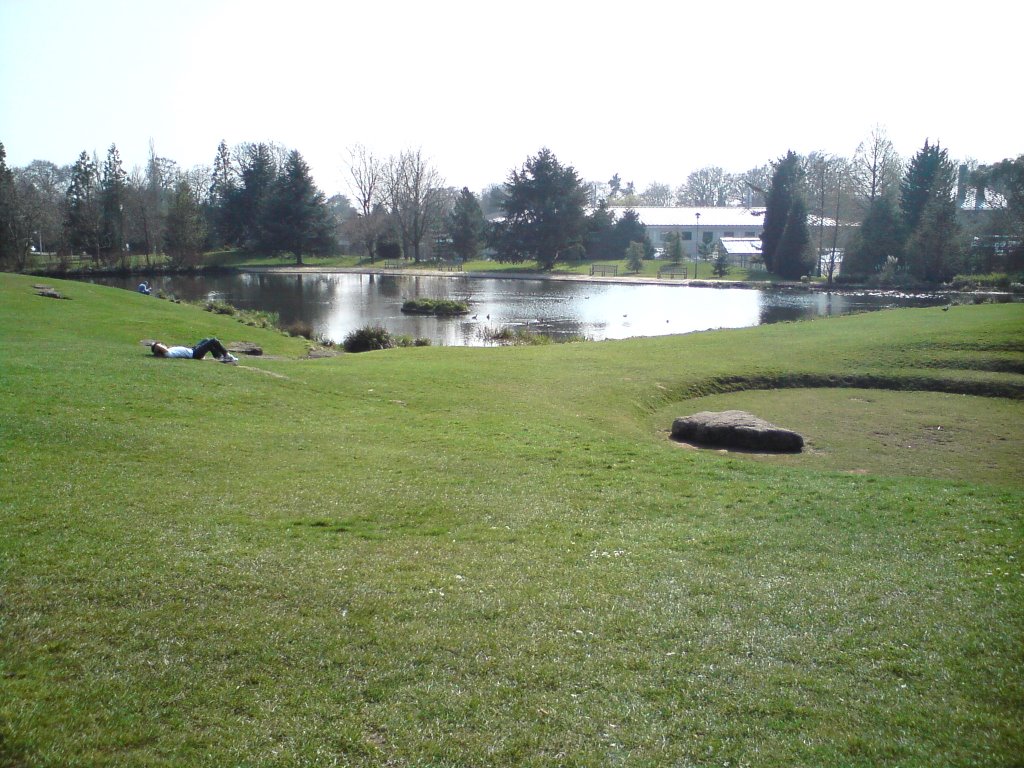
[191, 338, 229, 360]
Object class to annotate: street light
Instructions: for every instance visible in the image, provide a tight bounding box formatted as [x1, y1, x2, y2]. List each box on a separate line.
[694, 212, 701, 280]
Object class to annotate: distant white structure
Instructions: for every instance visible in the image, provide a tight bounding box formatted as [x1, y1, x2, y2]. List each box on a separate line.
[718, 237, 763, 268]
[610, 206, 766, 260]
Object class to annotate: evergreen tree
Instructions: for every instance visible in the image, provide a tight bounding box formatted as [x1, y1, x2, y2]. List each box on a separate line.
[100, 144, 128, 266]
[64, 151, 101, 264]
[0, 142, 27, 270]
[496, 148, 588, 269]
[447, 187, 486, 261]
[844, 194, 903, 278]
[164, 178, 207, 268]
[584, 200, 617, 260]
[235, 142, 278, 248]
[900, 141, 959, 281]
[760, 151, 803, 273]
[261, 150, 333, 264]
[662, 231, 684, 263]
[900, 140, 950, 235]
[625, 241, 645, 273]
[905, 194, 961, 282]
[209, 140, 240, 247]
[775, 195, 812, 279]
[712, 247, 730, 278]
[613, 208, 649, 259]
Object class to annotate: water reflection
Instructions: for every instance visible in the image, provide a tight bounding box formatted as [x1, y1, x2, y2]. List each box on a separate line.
[83, 272, 951, 346]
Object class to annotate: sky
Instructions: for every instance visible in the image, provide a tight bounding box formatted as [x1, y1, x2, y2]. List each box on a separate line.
[1, 0, 1020, 198]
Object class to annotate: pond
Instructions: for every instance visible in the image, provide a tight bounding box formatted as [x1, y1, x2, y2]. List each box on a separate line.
[86, 271, 953, 346]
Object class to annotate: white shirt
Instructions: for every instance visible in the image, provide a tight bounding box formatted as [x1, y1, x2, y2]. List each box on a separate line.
[165, 346, 193, 358]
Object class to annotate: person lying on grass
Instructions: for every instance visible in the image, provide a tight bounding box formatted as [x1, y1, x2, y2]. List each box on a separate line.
[150, 338, 238, 363]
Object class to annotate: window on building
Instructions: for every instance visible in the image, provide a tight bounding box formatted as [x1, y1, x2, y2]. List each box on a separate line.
[682, 232, 693, 241]
[702, 231, 714, 244]
[743, 231, 756, 237]
[723, 231, 735, 237]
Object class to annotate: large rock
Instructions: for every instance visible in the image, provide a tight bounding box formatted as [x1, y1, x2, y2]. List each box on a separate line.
[671, 410, 804, 452]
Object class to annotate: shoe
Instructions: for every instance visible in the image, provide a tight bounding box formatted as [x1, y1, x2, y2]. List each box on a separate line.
[221, 353, 239, 363]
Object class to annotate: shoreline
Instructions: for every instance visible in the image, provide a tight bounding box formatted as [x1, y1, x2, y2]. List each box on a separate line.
[234, 265, 982, 298]
[32, 263, 1020, 299]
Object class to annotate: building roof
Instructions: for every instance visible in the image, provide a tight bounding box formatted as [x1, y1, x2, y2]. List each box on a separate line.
[609, 206, 766, 228]
[719, 237, 762, 255]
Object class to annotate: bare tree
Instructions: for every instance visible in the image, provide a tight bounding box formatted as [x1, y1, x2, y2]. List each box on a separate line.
[383, 148, 446, 262]
[345, 144, 387, 261]
[852, 125, 903, 206]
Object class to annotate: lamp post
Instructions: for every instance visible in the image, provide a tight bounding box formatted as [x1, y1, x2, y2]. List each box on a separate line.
[693, 212, 701, 280]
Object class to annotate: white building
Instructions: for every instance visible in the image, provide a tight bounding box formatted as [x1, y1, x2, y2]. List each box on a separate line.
[610, 206, 766, 259]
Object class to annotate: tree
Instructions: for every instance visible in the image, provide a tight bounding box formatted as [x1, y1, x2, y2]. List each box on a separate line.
[325, 194, 356, 253]
[735, 164, 771, 206]
[844, 194, 903, 279]
[900, 140, 953, 235]
[905, 193, 961, 282]
[13, 159, 69, 260]
[382, 148, 445, 262]
[164, 177, 207, 269]
[261, 150, 334, 264]
[712, 247, 730, 278]
[803, 153, 856, 277]
[100, 144, 128, 267]
[775, 195, 812, 279]
[970, 155, 1024, 271]
[852, 125, 903, 207]
[495, 147, 589, 269]
[625, 241, 645, 272]
[638, 182, 673, 207]
[0, 142, 27, 270]
[208, 139, 238, 248]
[64, 151, 101, 264]
[900, 141, 959, 281]
[613, 208, 649, 259]
[584, 200, 617, 260]
[760, 150, 804, 274]
[234, 142, 279, 248]
[607, 173, 622, 199]
[447, 187, 486, 261]
[677, 167, 730, 206]
[345, 144, 387, 261]
[662, 231, 684, 263]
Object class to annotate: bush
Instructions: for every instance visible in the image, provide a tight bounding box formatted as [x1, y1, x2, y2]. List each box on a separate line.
[283, 319, 313, 339]
[950, 273, 1012, 290]
[343, 325, 395, 353]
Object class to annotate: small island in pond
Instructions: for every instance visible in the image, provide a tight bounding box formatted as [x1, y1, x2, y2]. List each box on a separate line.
[401, 298, 471, 316]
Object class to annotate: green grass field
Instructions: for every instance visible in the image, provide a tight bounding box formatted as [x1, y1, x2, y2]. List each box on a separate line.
[1, 273, 1022, 766]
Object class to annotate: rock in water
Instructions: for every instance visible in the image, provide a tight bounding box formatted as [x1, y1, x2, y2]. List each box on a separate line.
[671, 410, 803, 452]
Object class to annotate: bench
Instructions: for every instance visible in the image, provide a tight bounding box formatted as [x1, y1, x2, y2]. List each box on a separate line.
[590, 264, 618, 276]
[658, 265, 688, 279]
[437, 262, 463, 272]
[383, 260, 403, 269]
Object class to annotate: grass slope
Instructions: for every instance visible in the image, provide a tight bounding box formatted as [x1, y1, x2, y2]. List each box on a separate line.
[1, 273, 1022, 767]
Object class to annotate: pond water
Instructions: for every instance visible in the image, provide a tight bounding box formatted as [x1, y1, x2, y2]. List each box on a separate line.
[87, 271, 952, 346]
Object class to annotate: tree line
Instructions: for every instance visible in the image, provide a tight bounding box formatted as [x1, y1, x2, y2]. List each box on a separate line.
[756, 132, 1023, 282]
[1, 130, 1022, 281]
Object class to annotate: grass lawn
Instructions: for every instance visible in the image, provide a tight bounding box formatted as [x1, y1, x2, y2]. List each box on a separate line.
[1, 273, 1022, 766]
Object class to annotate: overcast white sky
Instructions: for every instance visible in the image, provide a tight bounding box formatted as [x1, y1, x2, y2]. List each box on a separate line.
[1, 0, 1019, 198]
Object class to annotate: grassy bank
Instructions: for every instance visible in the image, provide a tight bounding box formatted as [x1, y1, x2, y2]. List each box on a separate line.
[1, 273, 1022, 767]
